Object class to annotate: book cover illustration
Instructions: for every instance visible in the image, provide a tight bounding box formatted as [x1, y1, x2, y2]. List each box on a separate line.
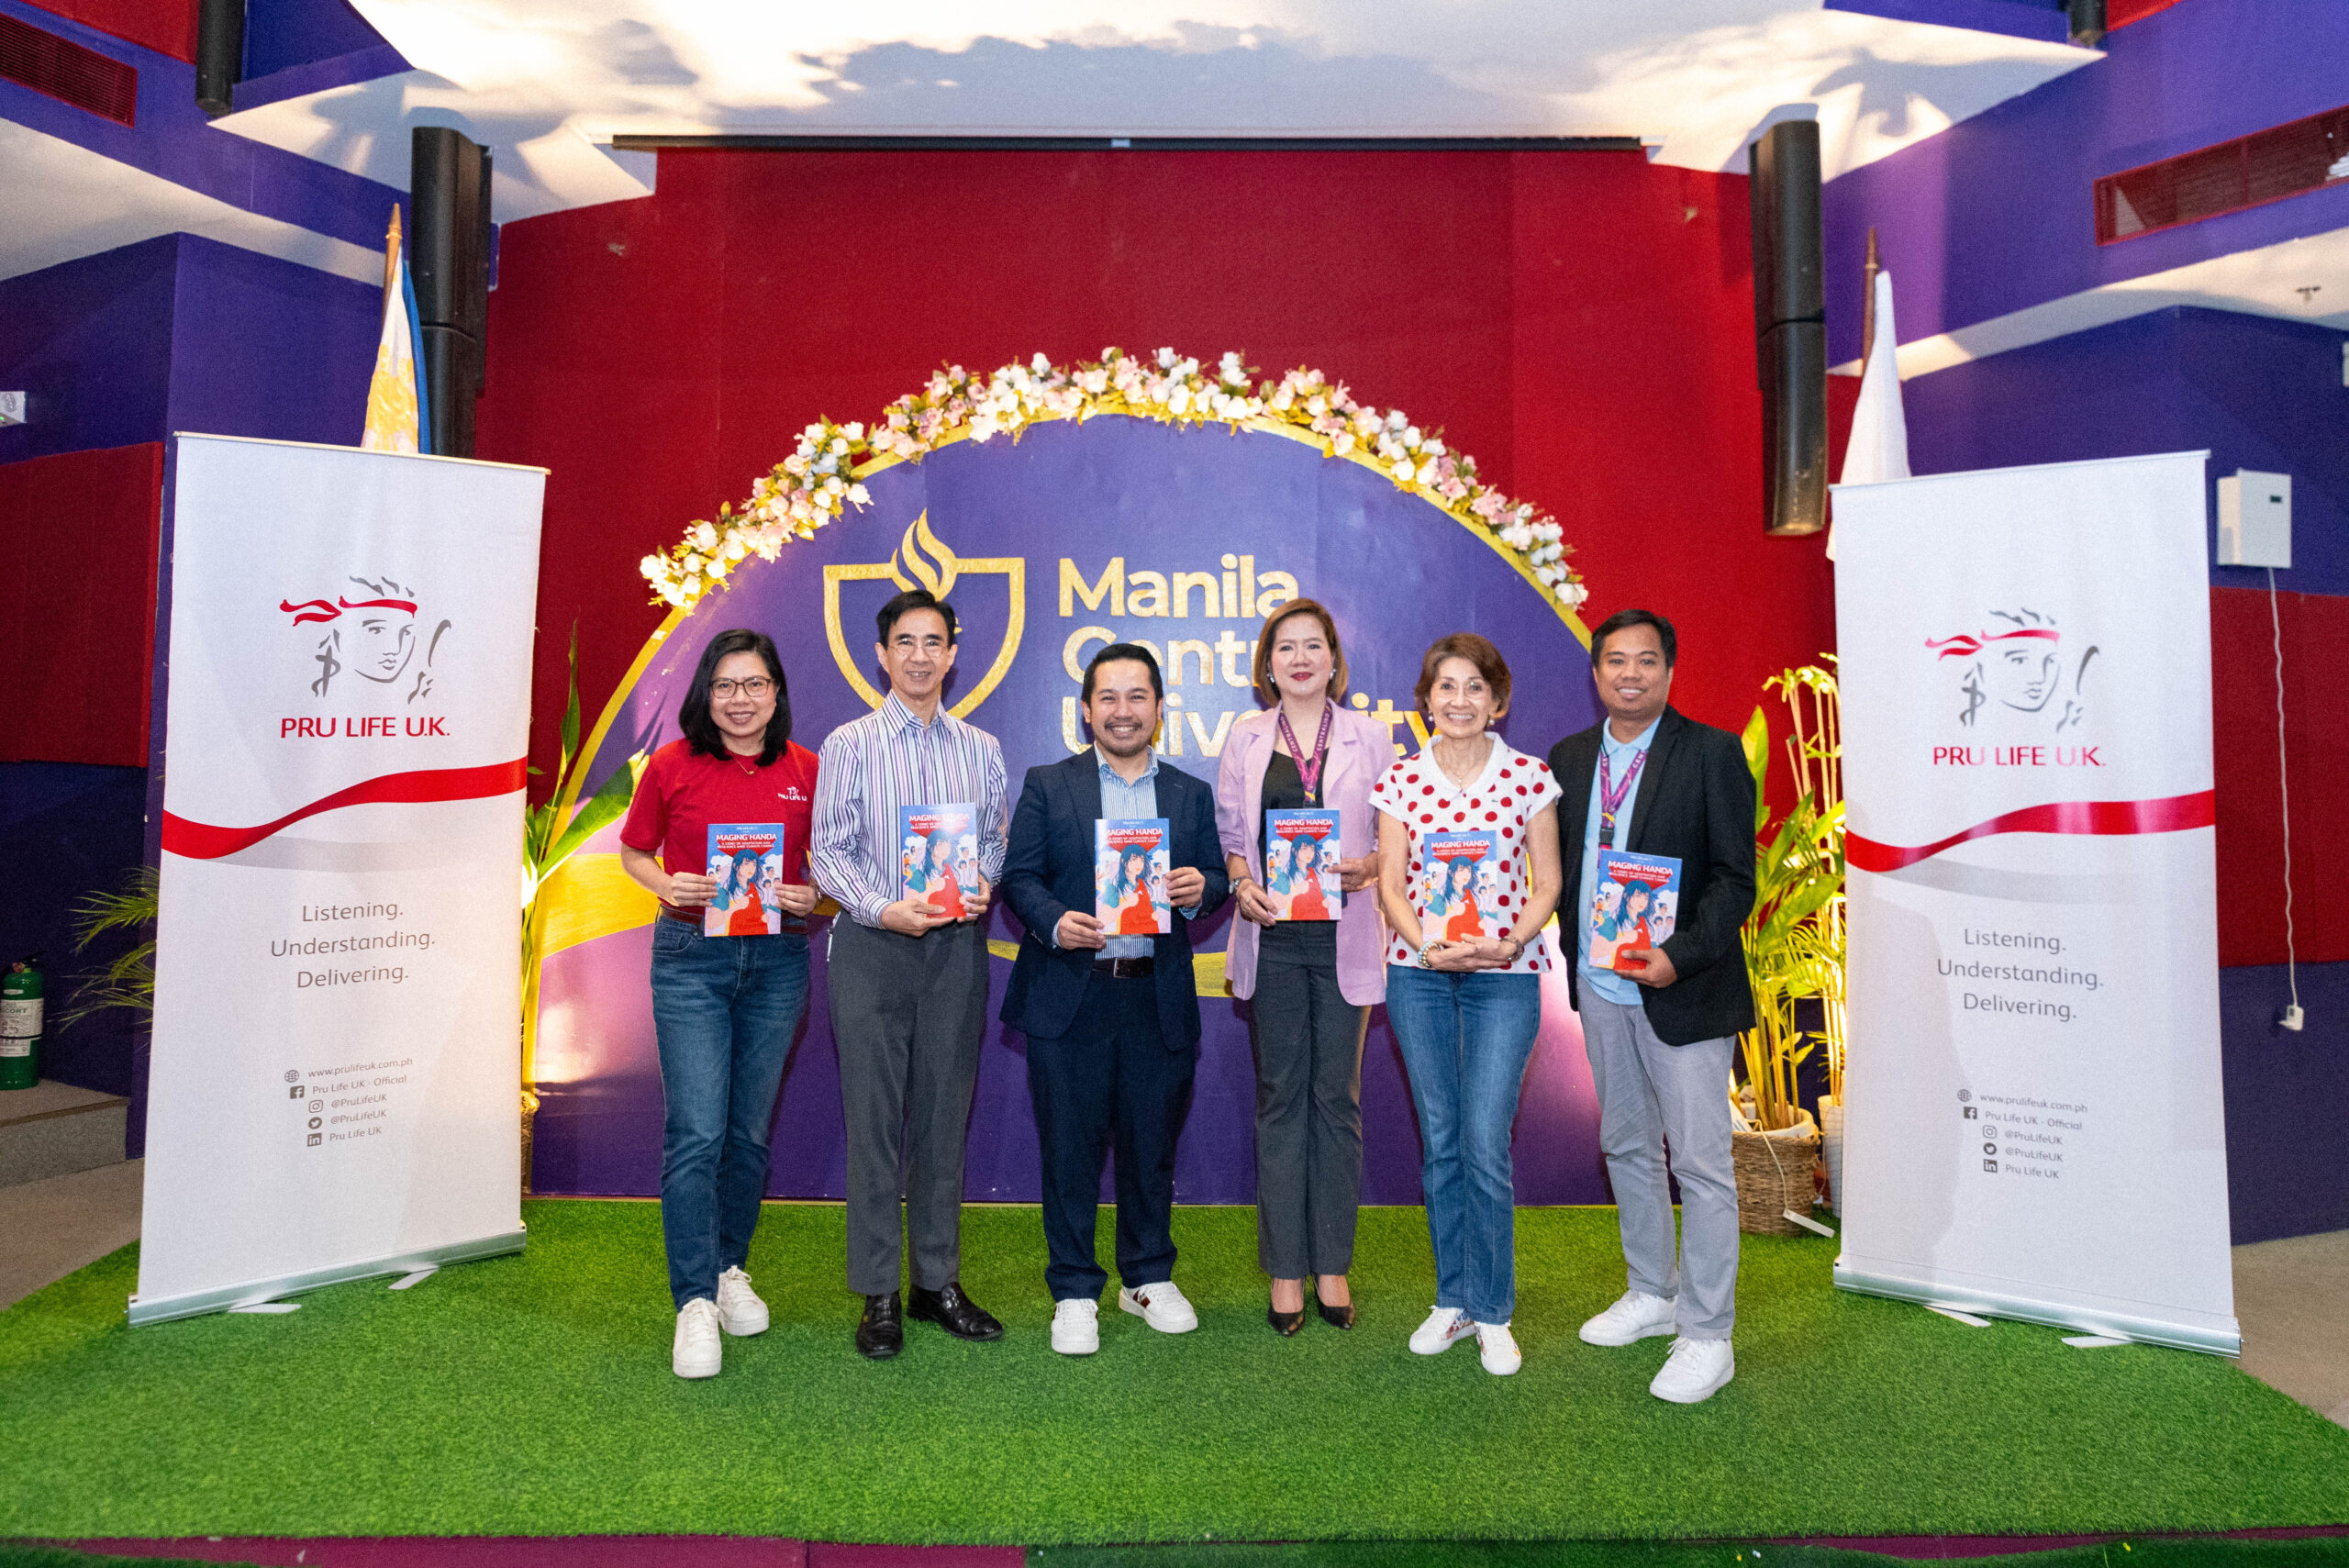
[1095, 817, 1172, 936]
[1418, 830, 1503, 943]
[899, 803, 981, 918]
[1588, 849, 1681, 972]
[1264, 809, 1342, 921]
[704, 823, 787, 937]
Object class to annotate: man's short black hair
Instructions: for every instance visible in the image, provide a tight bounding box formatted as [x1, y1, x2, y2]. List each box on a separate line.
[1589, 608, 1677, 669]
[876, 588, 958, 647]
[1083, 641, 1164, 703]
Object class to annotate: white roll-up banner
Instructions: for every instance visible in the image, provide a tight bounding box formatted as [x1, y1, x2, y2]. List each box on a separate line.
[134, 435, 545, 1325]
[1831, 451, 2238, 1356]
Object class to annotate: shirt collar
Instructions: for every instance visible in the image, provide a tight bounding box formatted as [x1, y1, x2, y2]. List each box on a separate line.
[1602, 717, 1662, 757]
[1097, 748, 1159, 785]
[884, 690, 944, 736]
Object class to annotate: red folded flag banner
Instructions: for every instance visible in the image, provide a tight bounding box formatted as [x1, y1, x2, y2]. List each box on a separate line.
[1846, 789, 2215, 873]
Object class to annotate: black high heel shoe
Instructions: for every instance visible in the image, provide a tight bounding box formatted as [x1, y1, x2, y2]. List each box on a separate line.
[1268, 1296, 1306, 1337]
[1312, 1277, 1355, 1330]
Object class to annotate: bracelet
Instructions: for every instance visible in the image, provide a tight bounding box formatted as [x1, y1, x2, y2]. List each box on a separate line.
[1502, 936, 1525, 963]
[1419, 940, 1442, 968]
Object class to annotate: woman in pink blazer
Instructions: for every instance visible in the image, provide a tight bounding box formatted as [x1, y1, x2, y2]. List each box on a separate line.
[1216, 598, 1391, 1336]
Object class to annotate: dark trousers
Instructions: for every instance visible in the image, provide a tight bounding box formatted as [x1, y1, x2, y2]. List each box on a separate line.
[827, 917, 988, 1297]
[1025, 971, 1196, 1301]
[1249, 946, 1368, 1278]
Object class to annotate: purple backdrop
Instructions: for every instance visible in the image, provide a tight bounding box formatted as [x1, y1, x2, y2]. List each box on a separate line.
[531, 415, 1609, 1205]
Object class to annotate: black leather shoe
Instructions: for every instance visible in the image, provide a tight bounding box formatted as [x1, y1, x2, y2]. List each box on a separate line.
[907, 1281, 1004, 1341]
[855, 1291, 903, 1360]
[1315, 1297, 1356, 1330]
[1268, 1297, 1305, 1337]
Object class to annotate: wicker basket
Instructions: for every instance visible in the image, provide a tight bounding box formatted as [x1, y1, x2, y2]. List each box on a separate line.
[1732, 1111, 1820, 1235]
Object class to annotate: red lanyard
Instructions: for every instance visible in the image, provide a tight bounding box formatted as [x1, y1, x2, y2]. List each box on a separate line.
[1276, 702, 1335, 805]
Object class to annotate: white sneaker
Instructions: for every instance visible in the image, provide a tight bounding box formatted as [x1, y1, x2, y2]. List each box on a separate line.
[715, 1265, 770, 1337]
[1119, 1281, 1199, 1333]
[1579, 1289, 1679, 1347]
[1051, 1297, 1101, 1355]
[1476, 1321, 1522, 1376]
[1650, 1336, 1734, 1404]
[1408, 1305, 1476, 1356]
[672, 1297, 723, 1379]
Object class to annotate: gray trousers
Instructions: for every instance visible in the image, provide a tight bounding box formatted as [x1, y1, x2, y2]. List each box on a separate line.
[828, 917, 988, 1296]
[1578, 993, 1740, 1340]
[1249, 945, 1369, 1278]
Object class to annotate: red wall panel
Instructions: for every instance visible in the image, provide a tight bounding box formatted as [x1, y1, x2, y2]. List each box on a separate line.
[22, 0, 194, 62]
[2210, 584, 2349, 967]
[476, 149, 1835, 794]
[0, 442, 162, 766]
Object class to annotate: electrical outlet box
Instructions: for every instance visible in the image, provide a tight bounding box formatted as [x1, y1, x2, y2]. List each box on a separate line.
[2217, 470, 2290, 568]
[0, 391, 24, 426]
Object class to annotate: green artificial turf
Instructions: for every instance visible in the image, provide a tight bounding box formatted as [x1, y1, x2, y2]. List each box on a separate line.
[2, 1202, 2345, 1544]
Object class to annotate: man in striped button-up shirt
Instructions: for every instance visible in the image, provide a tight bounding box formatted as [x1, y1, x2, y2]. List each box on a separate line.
[810, 588, 1010, 1361]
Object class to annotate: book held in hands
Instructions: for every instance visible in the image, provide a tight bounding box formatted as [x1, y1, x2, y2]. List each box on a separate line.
[899, 803, 982, 918]
[1587, 848, 1681, 972]
[1095, 817, 1172, 936]
[704, 823, 788, 937]
[1264, 808, 1342, 921]
[1417, 830, 1504, 943]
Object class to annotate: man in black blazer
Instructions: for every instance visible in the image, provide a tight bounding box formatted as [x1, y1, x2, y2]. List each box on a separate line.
[1548, 608, 1755, 1406]
[1003, 643, 1230, 1356]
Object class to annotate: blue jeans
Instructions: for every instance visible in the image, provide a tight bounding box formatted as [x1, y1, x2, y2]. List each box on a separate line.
[650, 916, 809, 1309]
[1385, 963, 1542, 1324]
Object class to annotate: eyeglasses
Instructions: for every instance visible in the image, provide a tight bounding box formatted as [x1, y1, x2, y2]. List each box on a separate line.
[709, 677, 774, 698]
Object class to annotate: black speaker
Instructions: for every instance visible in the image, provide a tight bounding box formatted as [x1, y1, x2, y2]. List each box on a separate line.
[194, 0, 244, 117]
[410, 126, 494, 458]
[1750, 119, 1825, 537]
[1759, 321, 1827, 539]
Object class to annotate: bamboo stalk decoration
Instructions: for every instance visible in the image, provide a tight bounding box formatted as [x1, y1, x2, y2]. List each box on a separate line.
[1736, 662, 1846, 1129]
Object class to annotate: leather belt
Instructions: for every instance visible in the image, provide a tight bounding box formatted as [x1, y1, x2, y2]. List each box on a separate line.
[1092, 955, 1155, 979]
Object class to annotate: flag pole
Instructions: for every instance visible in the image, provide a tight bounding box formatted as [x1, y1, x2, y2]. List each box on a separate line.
[381, 206, 402, 302]
[1860, 226, 1880, 366]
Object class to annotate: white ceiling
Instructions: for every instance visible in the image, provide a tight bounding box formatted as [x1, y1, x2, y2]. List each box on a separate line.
[213, 0, 2096, 222]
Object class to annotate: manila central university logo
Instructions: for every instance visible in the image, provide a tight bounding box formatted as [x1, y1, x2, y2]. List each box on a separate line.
[822, 512, 1026, 718]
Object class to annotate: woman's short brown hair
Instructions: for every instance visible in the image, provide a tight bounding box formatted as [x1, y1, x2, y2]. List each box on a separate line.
[1251, 598, 1350, 706]
[1413, 632, 1512, 717]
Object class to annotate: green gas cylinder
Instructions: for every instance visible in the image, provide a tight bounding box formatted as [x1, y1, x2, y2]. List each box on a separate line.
[2, 958, 42, 1090]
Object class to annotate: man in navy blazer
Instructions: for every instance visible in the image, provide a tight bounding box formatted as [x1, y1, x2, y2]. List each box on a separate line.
[1002, 642, 1230, 1355]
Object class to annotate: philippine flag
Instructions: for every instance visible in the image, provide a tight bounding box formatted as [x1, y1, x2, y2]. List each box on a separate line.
[360, 209, 432, 454]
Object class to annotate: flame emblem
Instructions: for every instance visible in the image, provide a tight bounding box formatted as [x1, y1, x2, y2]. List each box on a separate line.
[821, 512, 1026, 718]
[886, 512, 960, 598]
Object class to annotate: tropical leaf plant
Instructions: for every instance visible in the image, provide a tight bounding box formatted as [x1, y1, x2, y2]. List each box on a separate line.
[518, 627, 643, 1130]
[59, 866, 160, 1030]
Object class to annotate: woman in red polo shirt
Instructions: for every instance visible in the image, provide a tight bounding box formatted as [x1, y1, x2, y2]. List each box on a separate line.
[618, 628, 818, 1382]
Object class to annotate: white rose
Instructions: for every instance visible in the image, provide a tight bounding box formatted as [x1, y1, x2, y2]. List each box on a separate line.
[724, 536, 748, 562]
[706, 556, 729, 580]
[1169, 384, 1193, 416]
[1425, 439, 1446, 458]
[693, 522, 718, 551]
[1157, 346, 1177, 368]
[1392, 459, 1417, 484]
[1403, 425, 1421, 448]
[848, 483, 872, 506]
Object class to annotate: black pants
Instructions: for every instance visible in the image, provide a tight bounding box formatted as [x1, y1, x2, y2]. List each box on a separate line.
[1249, 944, 1368, 1277]
[1025, 971, 1196, 1301]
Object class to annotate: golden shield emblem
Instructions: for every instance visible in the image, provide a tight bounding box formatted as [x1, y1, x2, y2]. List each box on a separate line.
[821, 511, 1026, 718]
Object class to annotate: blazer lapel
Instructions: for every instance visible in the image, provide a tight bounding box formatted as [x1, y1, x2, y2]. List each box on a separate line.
[1069, 746, 1103, 830]
[1623, 708, 1685, 851]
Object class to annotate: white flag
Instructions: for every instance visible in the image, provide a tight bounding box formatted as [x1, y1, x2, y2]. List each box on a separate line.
[1828, 268, 1909, 562]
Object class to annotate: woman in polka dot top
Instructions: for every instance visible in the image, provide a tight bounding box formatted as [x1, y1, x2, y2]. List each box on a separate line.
[1370, 632, 1564, 1376]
